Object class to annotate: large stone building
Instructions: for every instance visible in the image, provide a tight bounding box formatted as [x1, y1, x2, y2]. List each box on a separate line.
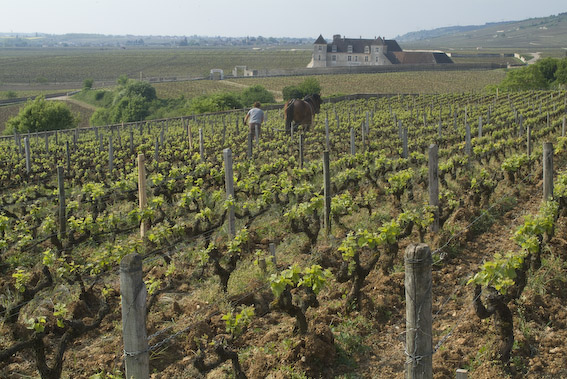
[307, 34, 453, 68]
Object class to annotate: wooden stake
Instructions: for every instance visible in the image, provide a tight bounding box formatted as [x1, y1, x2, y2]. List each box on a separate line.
[120, 254, 149, 379]
[405, 244, 433, 379]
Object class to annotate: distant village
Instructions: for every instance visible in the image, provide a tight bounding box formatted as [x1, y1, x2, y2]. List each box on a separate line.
[0, 33, 313, 48]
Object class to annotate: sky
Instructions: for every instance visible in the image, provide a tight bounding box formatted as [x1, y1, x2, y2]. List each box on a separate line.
[3, 0, 566, 39]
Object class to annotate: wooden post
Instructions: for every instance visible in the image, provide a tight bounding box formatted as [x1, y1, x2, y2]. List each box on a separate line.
[361, 122, 366, 150]
[57, 166, 66, 238]
[323, 151, 331, 236]
[438, 118, 442, 138]
[527, 125, 532, 157]
[325, 117, 330, 151]
[120, 254, 149, 379]
[222, 118, 227, 145]
[154, 137, 159, 162]
[350, 128, 355, 155]
[456, 369, 468, 379]
[543, 142, 553, 201]
[65, 141, 71, 173]
[465, 123, 471, 158]
[199, 128, 204, 161]
[402, 128, 408, 159]
[299, 134, 304, 169]
[187, 120, 193, 150]
[428, 144, 439, 232]
[15, 134, 21, 156]
[24, 137, 31, 174]
[290, 125, 294, 143]
[519, 114, 524, 137]
[247, 130, 253, 159]
[453, 110, 457, 131]
[138, 154, 148, 238]
[405, 244, 433, 379]
[547, 112, 550, 129]
[130, 130, 134, 154]
[109, 138, 114, 174]
[223, 148, 236, 238]
[45, 133, 49, 153]
[478, 115, 483, 138]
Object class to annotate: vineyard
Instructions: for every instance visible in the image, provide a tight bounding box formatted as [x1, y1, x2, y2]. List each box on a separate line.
[1, 91, 567, 378]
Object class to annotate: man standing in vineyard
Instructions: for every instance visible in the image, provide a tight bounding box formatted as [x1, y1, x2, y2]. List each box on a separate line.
[244, 101, 264, 142]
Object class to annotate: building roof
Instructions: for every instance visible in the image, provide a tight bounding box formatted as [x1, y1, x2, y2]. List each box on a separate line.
[389, 51, 454, 64]
[320, 35, 403, 54]
[314, 34, 327, 44]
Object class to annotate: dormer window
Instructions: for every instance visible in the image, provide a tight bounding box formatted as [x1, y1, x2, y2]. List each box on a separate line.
[332, 45, 337, 52]
[364, 46, 369, 54]
[347, 45, 353, 53]
[375, 47, 380, 53]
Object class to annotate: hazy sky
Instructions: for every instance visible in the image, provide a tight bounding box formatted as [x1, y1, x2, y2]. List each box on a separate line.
[4, 0, 566, 39]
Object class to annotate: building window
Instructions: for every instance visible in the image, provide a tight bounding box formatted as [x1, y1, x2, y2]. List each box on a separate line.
[376, 56, 379, 62]
[348, 55, 352, 61]
[364, 46, 369, 54]
[332, 55, 336, 61]
[375, 47, 380, 53]
[318, 46, 322, 51]
[354, 56, 358, 62]
[365, 56, 368, 62]
[332, 45, 337, 52]
[318, 55, 321, 60]
[347, 45, 353, 53]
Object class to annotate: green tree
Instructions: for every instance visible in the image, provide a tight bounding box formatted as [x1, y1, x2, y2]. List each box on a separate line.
[88, 80, 158, 125]
[5, 96, 79, 134]
[83, 78, 94, 90]
[186, 92, 242, 114]
[536, 57, 558, 83]
[282, 85, 303, 101]
[116, 75, 129, 87]
[298, 77, 322, 96]
[555, 58, 567, 87]
[240, 85, 275, 106]
[90, 108, 112, 126]
[282, 78, 322, 100]
[120, 81, 157, 102]
[110, 95, 150, 122]
[499, 65, 548, 90]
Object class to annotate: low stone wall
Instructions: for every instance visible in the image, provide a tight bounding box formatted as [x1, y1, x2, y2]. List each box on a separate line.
[232, 63, 506, 79]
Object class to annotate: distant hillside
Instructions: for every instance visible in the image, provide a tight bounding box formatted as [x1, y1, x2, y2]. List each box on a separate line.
[397, 12, 567, 51]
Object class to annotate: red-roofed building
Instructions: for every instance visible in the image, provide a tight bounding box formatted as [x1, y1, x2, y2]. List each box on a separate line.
[308, 34, 453, 68]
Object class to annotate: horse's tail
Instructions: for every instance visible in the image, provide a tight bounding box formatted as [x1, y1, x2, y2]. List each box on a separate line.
[285, 99, 294, 132]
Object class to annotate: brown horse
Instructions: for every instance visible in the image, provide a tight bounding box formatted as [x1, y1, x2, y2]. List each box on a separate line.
[284, 93, 323, 133]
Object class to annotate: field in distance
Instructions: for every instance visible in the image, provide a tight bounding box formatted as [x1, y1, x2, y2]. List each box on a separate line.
[0, 47, 312, 88]
[152, 70, 507, 101]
